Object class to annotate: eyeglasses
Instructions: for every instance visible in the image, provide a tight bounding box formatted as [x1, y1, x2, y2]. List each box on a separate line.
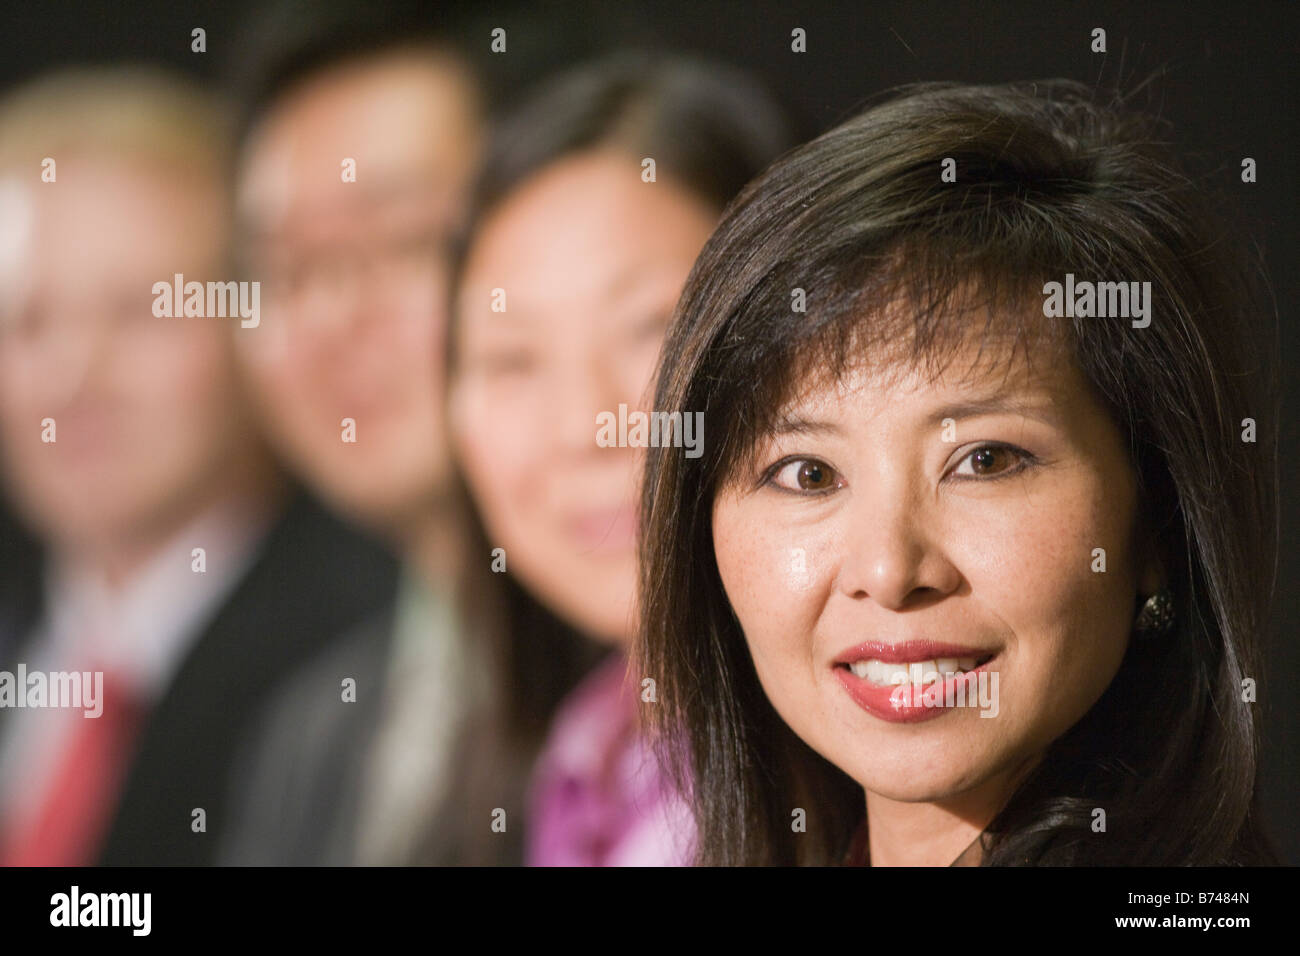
[243, 227, 453, 324]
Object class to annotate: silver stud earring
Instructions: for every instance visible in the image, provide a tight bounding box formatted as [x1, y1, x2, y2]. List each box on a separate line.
[1134, 590, 1175, 637]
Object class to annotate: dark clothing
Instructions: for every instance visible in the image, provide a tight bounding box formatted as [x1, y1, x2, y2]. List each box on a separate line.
[0, 489, 400, 865]
[220, 607, 395, 865]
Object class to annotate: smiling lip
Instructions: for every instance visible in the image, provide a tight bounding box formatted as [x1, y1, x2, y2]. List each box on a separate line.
[833, 640, 999, 724]
[832, 640, 995, 665]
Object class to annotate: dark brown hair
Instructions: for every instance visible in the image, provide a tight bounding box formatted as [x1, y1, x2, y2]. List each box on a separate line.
[636, 78, 1279, 865]
[435, 50, 797, 863]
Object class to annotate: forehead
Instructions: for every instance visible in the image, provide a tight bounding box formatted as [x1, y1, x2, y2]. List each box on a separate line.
[4, 159, 221, 278]
[459, 152, 717, 310]
[237, 54, 477, 236]
[788, 323, 1064, 412]
[737, 291, 1091, 466]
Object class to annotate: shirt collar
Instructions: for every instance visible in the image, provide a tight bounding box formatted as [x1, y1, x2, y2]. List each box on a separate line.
[40, 495, 272, 699]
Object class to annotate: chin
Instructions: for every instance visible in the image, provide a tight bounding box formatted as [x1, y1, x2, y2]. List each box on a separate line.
[829, 737, 1005, 804]
[859, 771, 985, 804]
[326, 471, 414, 517]
[576, 590, 636, 645]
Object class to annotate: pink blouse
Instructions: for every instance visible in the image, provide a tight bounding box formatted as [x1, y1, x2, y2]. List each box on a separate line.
[525, 651, 695, 866]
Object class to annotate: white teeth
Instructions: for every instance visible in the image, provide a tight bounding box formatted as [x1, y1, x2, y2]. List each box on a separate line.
[847, 656, 986, 687]
[870, 661, 910, 685]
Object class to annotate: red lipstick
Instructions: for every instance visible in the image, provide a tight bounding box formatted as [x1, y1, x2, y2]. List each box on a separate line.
[833, 641, 999, 724]
[833, 640, 993, 665]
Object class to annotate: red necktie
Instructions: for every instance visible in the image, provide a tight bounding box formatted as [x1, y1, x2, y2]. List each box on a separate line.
[0, 668, 142, 866]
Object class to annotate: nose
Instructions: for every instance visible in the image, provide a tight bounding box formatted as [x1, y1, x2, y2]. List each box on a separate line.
[835, 477, 962, 611]
[552, 347, 629, 456]
[304, 259, 379, 342]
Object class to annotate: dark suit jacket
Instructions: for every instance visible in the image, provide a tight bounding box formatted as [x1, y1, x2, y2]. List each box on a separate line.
[0, 488, 400, 865]
[220, 606, 396, 865]
[221, 590, 535, 867]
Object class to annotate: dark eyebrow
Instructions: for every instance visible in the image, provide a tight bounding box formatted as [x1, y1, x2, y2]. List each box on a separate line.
[769, 414, 844, 437]
[767, 394, 1062, 438]
[926, 394, 1063, 427]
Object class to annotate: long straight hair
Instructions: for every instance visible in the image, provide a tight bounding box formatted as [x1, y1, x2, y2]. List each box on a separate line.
[636, 79, 1280, 865]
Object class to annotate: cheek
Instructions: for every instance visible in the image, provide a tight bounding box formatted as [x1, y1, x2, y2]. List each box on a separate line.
[712, 494, 833, 677]
[960, 475, 1137, 718]
[136, 327, 232, 405]
[0, 344, 38, 416]
[146, 338, 242, 441]
[387, 279, 447, 377]
[450, 382, 542, 531]
[240, 335, 317, 411]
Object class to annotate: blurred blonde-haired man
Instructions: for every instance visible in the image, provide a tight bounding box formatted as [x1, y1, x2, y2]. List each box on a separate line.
[0, 66, 398, 866]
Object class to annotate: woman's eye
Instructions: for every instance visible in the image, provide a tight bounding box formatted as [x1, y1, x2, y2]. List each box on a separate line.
[950, 444, 1032, 480]
[477, 350, 537, 377]
[626, 310, 671, 342]
[767, 458, 842, 493]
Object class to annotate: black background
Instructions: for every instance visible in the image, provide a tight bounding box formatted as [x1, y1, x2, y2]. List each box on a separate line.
[1, 0, 1295, 865]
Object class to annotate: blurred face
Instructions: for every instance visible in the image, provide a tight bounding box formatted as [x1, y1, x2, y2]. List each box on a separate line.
[451, 152, 718, 642]
[711, 322, 1161, 811]
[235, 51, 481, 533]
[0, 158, 257, 555]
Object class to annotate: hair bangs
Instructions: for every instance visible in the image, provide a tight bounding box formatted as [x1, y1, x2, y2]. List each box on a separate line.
[709, 236, 1060, 494]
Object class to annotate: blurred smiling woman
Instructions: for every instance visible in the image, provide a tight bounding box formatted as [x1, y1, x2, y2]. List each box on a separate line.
[636, 80, 1279, 866]
[445, 52, 795, 864]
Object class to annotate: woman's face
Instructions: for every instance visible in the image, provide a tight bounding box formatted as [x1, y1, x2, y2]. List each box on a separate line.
[451, 151, 718, 642]
[711, 320, 1161, 808]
